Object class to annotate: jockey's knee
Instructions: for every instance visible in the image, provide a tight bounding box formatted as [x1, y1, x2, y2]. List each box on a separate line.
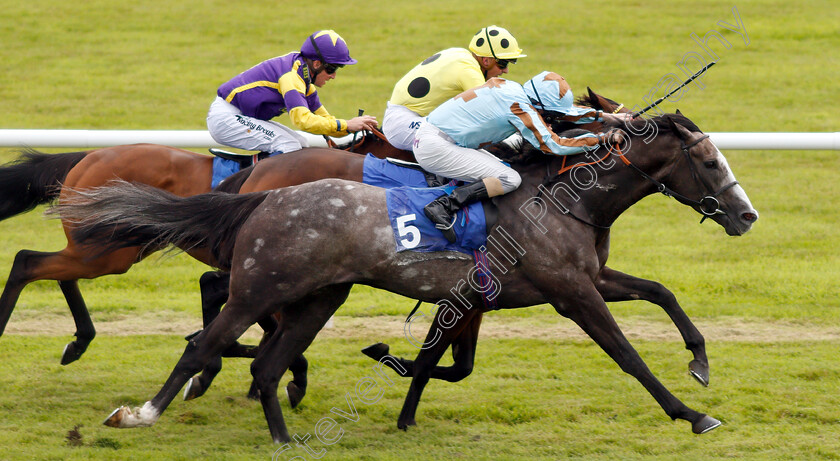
[497, 171, 521, 194]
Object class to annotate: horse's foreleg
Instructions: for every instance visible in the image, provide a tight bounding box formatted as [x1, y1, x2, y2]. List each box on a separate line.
[363, 311, 484, 383]
[198, 270, 258, 357]
[183, 271, 233, 401]
[398, 308, 481, 430]
[199, 271, 230, 326]
[595, 266, 709, 386]
[551, 284, 720, 434]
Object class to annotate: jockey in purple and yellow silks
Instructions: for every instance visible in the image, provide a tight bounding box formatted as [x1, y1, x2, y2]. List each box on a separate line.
[414, 71, 629, 242]
[382, 25, 526, 151]
[207, 30, 377, 157]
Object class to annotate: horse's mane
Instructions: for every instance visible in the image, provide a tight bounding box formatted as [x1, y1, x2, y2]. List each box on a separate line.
[647, 113, 702, 133]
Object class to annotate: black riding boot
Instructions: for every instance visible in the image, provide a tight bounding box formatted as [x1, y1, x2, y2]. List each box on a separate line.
[423, 181, 490, 243]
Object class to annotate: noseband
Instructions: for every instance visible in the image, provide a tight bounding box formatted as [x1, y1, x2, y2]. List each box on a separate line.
[618, 134, 739, 222]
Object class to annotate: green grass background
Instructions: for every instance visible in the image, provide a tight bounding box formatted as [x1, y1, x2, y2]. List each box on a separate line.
[0, 0, 838, 459]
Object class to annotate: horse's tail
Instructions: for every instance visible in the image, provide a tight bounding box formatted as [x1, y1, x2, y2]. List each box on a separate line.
[0, 148, 88, 220]
[51, 180, 270, 269]
[212, 163, 255, 193]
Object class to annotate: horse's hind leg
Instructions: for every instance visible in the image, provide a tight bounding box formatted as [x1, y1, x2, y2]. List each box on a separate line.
[184, 272, 277, 401]
[363, 311, 484, 383]
[595, 266, 709, 386]
[57, 280, 95, 365]
[105, 294, 271, 430]
[198, 270, 259, 357]
[551, 282, 720, 434]
[0, 247, 139, 363]
[250, 285, 352, 443]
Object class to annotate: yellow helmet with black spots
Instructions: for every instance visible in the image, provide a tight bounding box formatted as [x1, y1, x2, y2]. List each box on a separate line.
[469, 25, 526, 60]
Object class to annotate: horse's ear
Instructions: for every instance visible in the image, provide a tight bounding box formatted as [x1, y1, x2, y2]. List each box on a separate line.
[667, 114, 690, 141]
[587, 87, 598, 108]
[676, 108, 683, 115]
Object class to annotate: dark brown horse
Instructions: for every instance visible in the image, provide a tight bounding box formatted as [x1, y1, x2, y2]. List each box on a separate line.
[56, 112, 758, 442]
[0, 130, 411, 364]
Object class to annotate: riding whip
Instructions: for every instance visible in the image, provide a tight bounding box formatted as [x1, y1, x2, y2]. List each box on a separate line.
[634, 61, 717, 117]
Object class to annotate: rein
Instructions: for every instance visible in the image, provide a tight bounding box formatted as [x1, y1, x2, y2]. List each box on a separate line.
[538, 133, 738, 229]
[616, 134, 739, 222]
[323, 128, 390, 153]
[536, 151, 614, 230]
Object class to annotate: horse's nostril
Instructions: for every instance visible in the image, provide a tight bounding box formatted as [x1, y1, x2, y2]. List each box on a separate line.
[742, 212, 758, 223]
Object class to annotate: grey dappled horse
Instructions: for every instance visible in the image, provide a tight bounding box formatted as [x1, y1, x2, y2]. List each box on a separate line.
[56, 114, 757, 443]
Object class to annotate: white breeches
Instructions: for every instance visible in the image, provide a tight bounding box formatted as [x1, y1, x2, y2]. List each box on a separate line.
[206, 96, 309, 154]
[413, 121, 521, 193]
[382, 102, 423, 151]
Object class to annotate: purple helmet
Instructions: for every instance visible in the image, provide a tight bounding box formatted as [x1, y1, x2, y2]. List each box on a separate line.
[300, 30, 357, 65]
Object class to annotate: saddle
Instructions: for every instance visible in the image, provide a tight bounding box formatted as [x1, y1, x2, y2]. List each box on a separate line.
[208, 148, 271, 169]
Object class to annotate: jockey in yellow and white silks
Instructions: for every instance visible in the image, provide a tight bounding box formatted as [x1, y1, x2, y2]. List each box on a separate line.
[382, 25, 526, 151]
[207, 30, 377, 156]
[415, 72, 621, 243]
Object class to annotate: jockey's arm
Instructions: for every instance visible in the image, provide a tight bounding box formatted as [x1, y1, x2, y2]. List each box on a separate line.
[511, 103, 601, 156]
[278, 68, 351, 137]
[289, 105, 377, 135]
[286, 105, 348, 137]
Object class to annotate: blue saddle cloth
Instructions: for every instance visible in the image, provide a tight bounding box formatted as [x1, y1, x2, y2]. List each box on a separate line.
[362, 153, 430, 188]
[211, 157, 242, 189]
[386, 185, 488, 254]
[365, 153, 489, 253]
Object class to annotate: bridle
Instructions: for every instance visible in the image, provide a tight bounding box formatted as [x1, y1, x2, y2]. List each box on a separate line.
[539, 131, 739, 229]
[617, 133, 739, 222]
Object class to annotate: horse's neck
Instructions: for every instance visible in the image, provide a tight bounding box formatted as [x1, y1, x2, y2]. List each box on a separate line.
[511, 142, 673, 229]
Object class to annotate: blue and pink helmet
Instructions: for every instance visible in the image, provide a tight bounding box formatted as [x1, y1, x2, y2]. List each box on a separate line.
[300, 30, 357, 65]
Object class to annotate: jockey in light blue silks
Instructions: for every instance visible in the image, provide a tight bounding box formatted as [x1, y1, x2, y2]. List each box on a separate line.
[413, 71, 626, 242]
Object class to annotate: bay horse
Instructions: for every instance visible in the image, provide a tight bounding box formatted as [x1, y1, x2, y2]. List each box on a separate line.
[0, 130, 411, 365]
[56, 113, 758, 442]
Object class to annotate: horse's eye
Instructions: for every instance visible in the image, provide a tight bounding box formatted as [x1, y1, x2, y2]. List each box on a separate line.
[703, 160, 718, 169]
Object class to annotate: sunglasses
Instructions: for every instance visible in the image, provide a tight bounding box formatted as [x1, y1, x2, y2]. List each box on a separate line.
[323, 63, 344, 74]
[495, 58, 516, 69]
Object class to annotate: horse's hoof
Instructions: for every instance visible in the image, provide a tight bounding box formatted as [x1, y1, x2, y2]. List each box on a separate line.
[60, 341, 87, 365]
[286, 382, 306, 409]
[104, 406, 131, 428]
[183, 376, 204, 401]
[692, 414, 722, 434]
[397, 418, 416, 431]
[689, 359, 710, 387]
[103, 402, 158, 428]
[361, 343, 390, 361]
